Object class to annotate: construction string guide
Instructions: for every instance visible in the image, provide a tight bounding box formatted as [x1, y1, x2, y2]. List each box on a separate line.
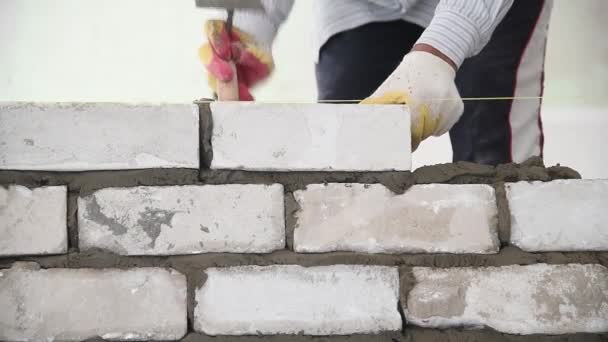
[195, 95, 575, 104]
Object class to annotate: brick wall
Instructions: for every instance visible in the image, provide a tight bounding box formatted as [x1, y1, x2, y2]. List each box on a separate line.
[1, 102, 607, 341]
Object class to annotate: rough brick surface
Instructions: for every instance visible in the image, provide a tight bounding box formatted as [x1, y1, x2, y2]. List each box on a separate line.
[209, 103, 411, 171]
[194, 265, 401, 335]
[78, 184, 285, 255]
[0, 185, 67, 256]
[294, 184, 499, 254]
[0, 262, 187, 341]
[507, 179, 608, 251]
[0, 102, 198, 170]
[405, 264, 608, 335]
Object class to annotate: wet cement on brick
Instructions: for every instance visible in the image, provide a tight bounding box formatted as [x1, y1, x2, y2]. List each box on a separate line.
[0, 156, 597, 274]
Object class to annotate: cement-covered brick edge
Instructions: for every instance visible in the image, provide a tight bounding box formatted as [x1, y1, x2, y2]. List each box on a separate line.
[4, 178, 607, 257]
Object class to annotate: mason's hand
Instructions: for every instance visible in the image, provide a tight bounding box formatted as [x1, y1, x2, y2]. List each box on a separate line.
[361, 47, 464, 150]
[199, 20, 274, 101]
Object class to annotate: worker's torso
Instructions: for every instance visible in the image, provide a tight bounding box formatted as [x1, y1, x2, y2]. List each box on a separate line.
[312, 0, 438, 61]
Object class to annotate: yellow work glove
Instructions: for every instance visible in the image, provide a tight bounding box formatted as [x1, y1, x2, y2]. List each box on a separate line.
[199, 20, 274, 100]
[361, 50, 464, 150]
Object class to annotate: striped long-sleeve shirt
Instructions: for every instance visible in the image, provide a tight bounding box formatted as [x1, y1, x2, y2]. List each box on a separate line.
[229, 0, 514, 67]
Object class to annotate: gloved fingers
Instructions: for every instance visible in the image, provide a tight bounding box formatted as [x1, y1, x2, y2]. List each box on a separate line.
[203, 20, 274, 96]
[432, 98, 464, 137]
[229, 25, 259, 46]
[238, 82, 254, 101]
[359, 90, 438, 151]
[360, 91, 409, 105]
[232, 43, 273, 69]
[207, 72, 253, 101]
[206, 20, 261, 56]
[410, 103, 440, 151]
[205, 20, 233, 60]
[233, 45, 273, 87]
[360, 91, 430, 151]
[199, 44, 235, 82]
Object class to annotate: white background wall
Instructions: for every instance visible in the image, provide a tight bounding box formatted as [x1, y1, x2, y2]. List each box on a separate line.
[1, 0, 606, 177]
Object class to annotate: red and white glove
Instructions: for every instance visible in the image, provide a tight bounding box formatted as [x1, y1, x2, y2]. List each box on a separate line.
[199, 20, 274, 101]
[361, 49, 464, 150]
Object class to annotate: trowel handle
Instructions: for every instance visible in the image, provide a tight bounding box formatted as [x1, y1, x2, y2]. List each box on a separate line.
[217, 60, 240, 101]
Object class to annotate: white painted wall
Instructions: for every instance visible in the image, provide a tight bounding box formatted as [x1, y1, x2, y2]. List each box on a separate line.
[1, 0, 606, 177]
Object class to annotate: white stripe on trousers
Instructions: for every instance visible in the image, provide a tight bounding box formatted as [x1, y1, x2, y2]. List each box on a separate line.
[508, 0, 553, 163]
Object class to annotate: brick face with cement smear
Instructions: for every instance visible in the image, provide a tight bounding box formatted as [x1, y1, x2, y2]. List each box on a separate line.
[0, 185, 67, 256]
[194, 265, 401, 335]
[0, 103, 199, 170]
[405, 264, 608, 335]
[507, 179, 608, 251]
[294, 183, 499, 254]
[209, 103, 411, 171]
[0, 262, 187, 341]
[78, 184, 285, 255]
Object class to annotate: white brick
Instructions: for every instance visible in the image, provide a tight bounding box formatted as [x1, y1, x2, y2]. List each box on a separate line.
[0, 262, 187, 341]
[0, 186, 67, 256]
[507, 179, 608, 251]
[194, 265, 401, 335]
[405, 264, 608, 335]
[294, 184, 499, 254]
[210, 103, 411, 171]
[0, 103, 198, 170]
[78, 184, 285, 255]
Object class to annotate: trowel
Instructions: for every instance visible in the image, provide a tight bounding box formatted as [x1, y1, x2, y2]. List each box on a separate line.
[195, 0, 263, 101]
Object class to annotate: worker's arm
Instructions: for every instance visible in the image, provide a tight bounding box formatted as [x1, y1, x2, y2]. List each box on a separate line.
[417, 0, 514, 68]
[200, 0, 294, 100]
[363, 0, 513, 150]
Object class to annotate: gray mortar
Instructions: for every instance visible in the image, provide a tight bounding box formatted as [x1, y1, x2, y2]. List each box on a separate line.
[412, 157, 578, 185]
[0, 169, 202, 194]
[2, 247, 605, 274]
[187, 271, 208, 335]
[494, 182, 511, 245]
[398, 267, 416, 328]
[66, 191, 79, 250]
[199, 169, 416, 194]
[413, 162, 496, 184]
[199, 101, 214, 169]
